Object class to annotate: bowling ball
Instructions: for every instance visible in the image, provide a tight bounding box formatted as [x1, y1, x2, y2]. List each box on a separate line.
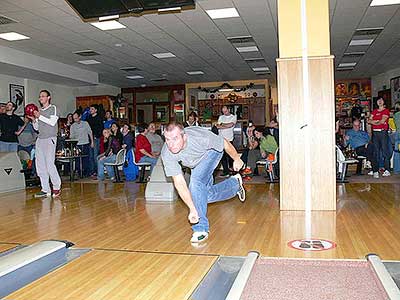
[25, 103, 39, 117]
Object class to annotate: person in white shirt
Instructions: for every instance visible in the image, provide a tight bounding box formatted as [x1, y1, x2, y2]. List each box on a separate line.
[216, 106, 237, 176]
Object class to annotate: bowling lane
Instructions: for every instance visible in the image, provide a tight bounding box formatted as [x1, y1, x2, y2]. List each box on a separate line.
[6, 250, 217, 300]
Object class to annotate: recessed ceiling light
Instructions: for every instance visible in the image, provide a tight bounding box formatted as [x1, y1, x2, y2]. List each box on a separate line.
[349, 39, 374, 46]
[126, 75, 144, 80]
[370, 0, 400, 6]
[187, 71, 204, 75]
[219, 88, 234, 92]
[91, 20, 126, 31]
[99, 14, 119, 21]
[73, 50, 100, 56]
[338, 62, 357, 67]
[152, 52, 176, 59]
[77, 60, 101, 65]
[337, 67, 354, 71]
[252, 67, 270, 72]
[115, 43, 123, 47]
[343, 52, 366, 57]
[244, 57, 265, 62]
[158, 7, 181, 12]
[236, 46, 259, 53]
[206, 8, 239, 19]
[0, 32, 30, 41]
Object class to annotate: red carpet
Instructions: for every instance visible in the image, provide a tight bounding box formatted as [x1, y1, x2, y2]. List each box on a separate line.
[241, 258, 387, 300]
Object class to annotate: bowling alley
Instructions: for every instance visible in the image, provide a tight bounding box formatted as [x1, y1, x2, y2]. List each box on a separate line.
[1, 0, 400, 299]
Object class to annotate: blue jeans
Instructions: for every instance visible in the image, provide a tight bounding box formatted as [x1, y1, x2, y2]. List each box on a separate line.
[89, 137, 100, 175]
[0, 141, 18, 152]
[373, 131, 391, 170]
[190, 149, 239, 233]
[139, 156, 158, 172]
[393, 132, 400, 174]
[97, 154, 117, 180]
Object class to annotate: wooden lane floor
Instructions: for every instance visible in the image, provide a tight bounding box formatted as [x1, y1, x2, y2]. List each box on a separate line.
[6, 250, 217, 300]
[0, 182, 400, 259]
[0, 243, 18, 253]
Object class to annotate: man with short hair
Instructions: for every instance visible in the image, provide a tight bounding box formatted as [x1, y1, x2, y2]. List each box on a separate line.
[161, 122, 245, 244]
[146, 122, 163, 157]
[103, 110, 115, 129]
[70, 112, 94, 177]
[216, 106, 237, 176]
[345, 119, 379, 178]
[121, 123, 133, 151]
[87, 105, 103, 176]
[0, 101, 25, 152]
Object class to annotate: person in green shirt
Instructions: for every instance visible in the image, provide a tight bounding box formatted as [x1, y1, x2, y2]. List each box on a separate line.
[254, 127, 278, 157]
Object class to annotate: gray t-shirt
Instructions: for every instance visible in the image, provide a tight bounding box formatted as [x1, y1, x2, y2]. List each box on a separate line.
[70, 121, 92, 145]
[161, 126, 224, 177]
[146, 132, 164, 154]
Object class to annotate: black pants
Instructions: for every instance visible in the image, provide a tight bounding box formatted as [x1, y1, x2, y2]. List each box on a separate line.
[372, 131, 391, 171]
[221, 141, 234, 175]
[76, 143, 90, 177]
[355, 144, 378, 172]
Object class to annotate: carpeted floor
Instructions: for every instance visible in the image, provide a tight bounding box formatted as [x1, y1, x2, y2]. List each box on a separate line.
[241, 258, 387, 300]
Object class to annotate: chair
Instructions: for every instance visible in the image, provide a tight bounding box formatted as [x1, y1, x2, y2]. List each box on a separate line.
[256, 147, 279, 182]
[132, 149, 152, 183]
[104, 149, 126, 182]
[336, 146, 358, 182]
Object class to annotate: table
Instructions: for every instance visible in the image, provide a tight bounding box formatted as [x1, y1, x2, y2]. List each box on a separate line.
[56, 155, 88, 182]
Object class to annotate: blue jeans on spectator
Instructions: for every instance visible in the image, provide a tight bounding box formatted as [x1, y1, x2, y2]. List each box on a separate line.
[0, 141, 18, 152]
[393, 132, 400, 174]
[139, 156, 158, 172]
[97, 154, 116, 180]
[89, 137, 100, 175]
[77, 143, 90, 177]
[190, 149, 239, 233]
[373, 131, 391, 171]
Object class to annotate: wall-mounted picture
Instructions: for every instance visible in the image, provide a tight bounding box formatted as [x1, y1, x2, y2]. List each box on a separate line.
[155, 105, 169, 123]
[172, 90, 184, 102]
[348, 83, 360, 96]
[335, 83, 347, 96]
[361, 82, 371, 97]
[9, 84, 25, 116]
[391, 76, 400, 106]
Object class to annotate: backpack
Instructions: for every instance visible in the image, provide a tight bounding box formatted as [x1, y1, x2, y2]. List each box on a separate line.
[123, 149, 139, 181]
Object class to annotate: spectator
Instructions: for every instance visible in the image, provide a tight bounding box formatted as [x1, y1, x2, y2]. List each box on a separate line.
[0, 103, 6, 114]
[121, 123, 134, 151]
[241, 122, 259, 179]
[87, 104, 103, 176]
[70, 112, 93, 177]
[18, 116, 37, 155]
[0, 101, 25, 152]
[216, 105, 237, 177]
[111, 122, 123, 145]
[345, 119, 379, 178]
[146, 122, 163, 157]
[266, 117, 279, 145]
[393, 102, 400, 174]
[184, 111, 199, 127]
[104, 110, 115, 129]
[135, 123, 158, 171]
[96, 128, 121, 181]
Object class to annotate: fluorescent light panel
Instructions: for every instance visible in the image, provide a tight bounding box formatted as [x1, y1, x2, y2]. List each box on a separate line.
[99, 15, 119, 21]
[338, 62, 357, 67]
[158, 7, 181, 12]
[206, 8, 239, 19]
[126, 75, 144, 80]
[91, 20, 126, 31]
[187, 71, 204, 75]
[78, 60, 101, 65]
[0, 32, 30, 41]
[252, 67, 269, 72]
[236, 46, 259, 53]
[349, 39, 374, 46]
[370, 0, 400, 6]
[152, 52, 176, 59]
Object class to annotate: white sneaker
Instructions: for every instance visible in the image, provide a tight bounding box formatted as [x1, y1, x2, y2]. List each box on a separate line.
[382, 170, 391, 177]
[233, 174, 246, 202]
[373, 172, 379, 179]
[190, 231, 209, 243]
[365, 161, 372, 169]
[368, 171, 374, 176]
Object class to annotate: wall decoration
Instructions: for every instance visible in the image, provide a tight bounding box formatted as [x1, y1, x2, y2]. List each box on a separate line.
[9, 84, 25, 116]
[391, 76, 400, 106]
[335, 83, 347, 96]
[348, 82, 360, 96]
[172, 90, 184, 102]
[360, 82, 371, 97]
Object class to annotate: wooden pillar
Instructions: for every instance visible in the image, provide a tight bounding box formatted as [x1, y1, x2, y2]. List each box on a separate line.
[277, 0, 336, 211]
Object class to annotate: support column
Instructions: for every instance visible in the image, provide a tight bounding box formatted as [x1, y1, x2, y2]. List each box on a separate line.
[277, 0, 336, 211]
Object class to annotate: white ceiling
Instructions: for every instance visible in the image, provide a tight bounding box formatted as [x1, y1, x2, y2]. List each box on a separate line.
[0, 0, 399, 87]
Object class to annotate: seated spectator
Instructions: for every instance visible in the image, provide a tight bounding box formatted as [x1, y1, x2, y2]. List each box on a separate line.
[135, 123, 158, 171]
[146, 122, 163, 157]
[111, 122, 123, 145]
[345, 119, 379, 178]
[70, 112, 93, 177]
[184, 111, 199, 127]
[121, 123, 134, 151]
[241, 122, 259, 178]
[103, 110, 115, 129]
[266, 117, 279, 145]
[96, 128, 121, 181]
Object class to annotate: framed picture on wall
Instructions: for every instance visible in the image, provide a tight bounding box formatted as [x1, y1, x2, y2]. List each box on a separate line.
[391, 76, 400, 107]
[9, 84, 25, 116]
